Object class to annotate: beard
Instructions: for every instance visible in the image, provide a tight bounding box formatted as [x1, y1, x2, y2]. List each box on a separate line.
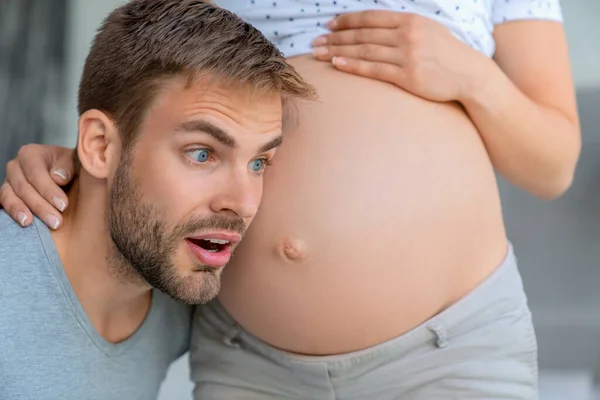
[106, 153, 246, 304]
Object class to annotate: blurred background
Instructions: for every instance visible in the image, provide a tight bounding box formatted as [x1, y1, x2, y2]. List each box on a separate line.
[1, 1, 600, 399]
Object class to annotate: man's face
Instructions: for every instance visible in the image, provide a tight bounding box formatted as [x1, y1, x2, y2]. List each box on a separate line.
[107, 77, 283, 304]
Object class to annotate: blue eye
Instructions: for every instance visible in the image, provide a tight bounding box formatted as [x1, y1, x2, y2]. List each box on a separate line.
[187, 149, 210, 163]
[250, 159, 265, 172]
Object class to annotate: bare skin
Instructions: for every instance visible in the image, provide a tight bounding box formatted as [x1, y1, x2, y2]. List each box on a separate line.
[218, 55, 508, 354]
[0, 17, 579, 356]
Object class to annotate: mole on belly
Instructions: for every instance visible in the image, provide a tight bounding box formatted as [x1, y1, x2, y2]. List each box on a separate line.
[277, 237, 309, 262]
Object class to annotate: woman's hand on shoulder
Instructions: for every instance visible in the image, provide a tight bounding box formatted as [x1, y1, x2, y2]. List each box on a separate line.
[0, 144, 74, 229]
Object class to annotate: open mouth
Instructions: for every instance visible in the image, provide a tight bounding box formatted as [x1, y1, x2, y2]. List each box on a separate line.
[187, 238, 230, 253]
[185, 232, 241, 268]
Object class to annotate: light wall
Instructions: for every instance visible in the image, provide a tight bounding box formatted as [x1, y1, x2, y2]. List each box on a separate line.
[51, 0, 127, 147]
[561, 0, 600, 90]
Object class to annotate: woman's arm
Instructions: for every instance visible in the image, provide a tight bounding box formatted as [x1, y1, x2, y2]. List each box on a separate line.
[461, 20, 580, 199]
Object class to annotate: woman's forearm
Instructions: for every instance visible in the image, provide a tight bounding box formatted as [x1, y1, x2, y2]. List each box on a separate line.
[460, 58, 581, 199]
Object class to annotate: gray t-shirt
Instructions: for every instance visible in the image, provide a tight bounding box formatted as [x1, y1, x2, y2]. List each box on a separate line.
[0, 211, 193, 400]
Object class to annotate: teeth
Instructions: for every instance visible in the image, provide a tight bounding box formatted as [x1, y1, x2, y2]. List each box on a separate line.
[202, 238, 229, 245]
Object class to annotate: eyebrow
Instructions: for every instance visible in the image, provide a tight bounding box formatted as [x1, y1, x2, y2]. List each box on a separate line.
[175, 120, 237, 148]
[259, 135, 283, 153]
[175, 119, 283, 154]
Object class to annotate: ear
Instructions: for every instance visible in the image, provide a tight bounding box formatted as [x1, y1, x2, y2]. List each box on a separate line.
[76, 110, 120, 179]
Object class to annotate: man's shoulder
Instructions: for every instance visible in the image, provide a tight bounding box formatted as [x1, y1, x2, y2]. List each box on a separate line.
[0, 209, 16, 231]
[0, 211, 48, 272]
[0, 210, 45, 248]
[0, 210, 39, 238]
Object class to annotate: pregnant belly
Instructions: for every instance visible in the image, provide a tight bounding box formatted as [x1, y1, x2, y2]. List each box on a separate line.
[217, 55, 508, 355]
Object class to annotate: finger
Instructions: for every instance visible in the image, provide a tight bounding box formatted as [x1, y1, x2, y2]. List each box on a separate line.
[6, 159, 63, 230]
[0, 182, 33, 227]
[16, 145, 70, 213]
[327, 10, 408, 30]
[331, 57, 406, 87]
[49, 146, 76, 186]
[313, 28, 399, 47]
[314, 44, 403, 65]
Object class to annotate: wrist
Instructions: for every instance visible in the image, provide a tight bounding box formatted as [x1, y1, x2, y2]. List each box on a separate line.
[457, 52, 501, 107]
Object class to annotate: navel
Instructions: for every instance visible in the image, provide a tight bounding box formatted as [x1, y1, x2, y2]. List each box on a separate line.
[277, 237, 309, 262]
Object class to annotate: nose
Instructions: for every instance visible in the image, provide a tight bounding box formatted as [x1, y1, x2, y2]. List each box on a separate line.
[209, 168, 262, 220]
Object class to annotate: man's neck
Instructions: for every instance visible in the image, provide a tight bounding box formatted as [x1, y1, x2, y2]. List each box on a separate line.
[51, 175, 152, 344]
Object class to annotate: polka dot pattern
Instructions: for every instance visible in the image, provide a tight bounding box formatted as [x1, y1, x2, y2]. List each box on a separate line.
[212, 0, 563, 58]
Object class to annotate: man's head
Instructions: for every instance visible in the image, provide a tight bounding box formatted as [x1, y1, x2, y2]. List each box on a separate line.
[74, 0, 315, 304]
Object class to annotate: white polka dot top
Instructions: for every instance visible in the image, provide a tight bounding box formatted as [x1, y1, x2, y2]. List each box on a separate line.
[213, 0, 563, 58]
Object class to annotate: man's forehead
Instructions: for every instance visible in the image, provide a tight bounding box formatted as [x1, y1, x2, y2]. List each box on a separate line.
[156, 76, 283, 128]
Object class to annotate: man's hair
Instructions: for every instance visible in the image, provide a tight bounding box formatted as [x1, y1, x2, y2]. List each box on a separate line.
[75, 0, 315, 167]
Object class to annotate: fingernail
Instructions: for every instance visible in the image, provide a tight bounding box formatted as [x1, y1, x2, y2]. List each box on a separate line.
[46, 215, 60, 230]
[52, 196, 66, 212]
[312, 36, 327, 46]
[313, 47, 329, 56]
[326, 19, 337, 29]
[52, 169, 68, 180]
[332, 56, 347, 66]
[16, 212, 27, 227]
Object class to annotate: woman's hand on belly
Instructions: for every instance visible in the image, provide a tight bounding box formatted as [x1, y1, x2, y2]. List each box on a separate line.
[310, 11, 488, 103]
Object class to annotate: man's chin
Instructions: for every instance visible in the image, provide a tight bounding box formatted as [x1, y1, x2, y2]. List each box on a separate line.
[162, 269, 222, 305]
